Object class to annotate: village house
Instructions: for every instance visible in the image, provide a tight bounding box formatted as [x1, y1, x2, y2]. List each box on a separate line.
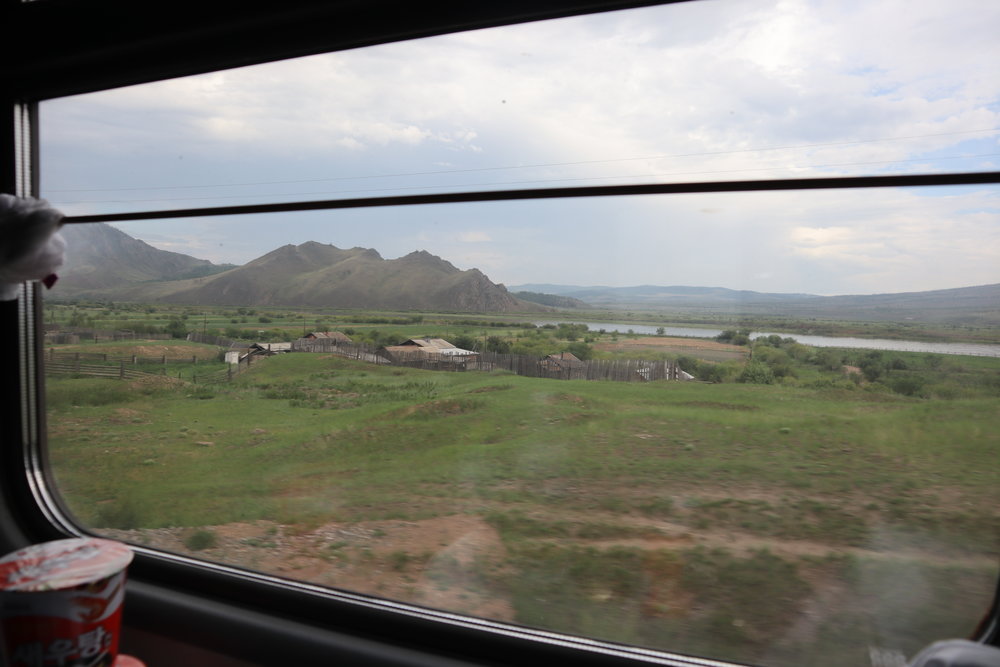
[539, 351, 586, 379]
[380, 338, 478, 367]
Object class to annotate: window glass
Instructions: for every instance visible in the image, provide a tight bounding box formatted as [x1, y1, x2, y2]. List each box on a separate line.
[39, 2, 999, 666]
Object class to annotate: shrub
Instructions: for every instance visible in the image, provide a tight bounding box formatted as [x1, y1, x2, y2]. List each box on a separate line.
[737, 360, 775, 384]
[184, 529, 218, 551]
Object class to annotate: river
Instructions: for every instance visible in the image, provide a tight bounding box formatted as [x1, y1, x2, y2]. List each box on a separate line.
[531, 321, 1000, 358]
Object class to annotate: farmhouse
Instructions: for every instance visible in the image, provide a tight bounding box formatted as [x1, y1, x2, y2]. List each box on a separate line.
[380, 338, 478, 366]
[539, 352, 586, 379]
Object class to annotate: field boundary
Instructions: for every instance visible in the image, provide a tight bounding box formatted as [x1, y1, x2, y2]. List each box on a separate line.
[293, 339, 691, 382]
[45, 361, 166, 381]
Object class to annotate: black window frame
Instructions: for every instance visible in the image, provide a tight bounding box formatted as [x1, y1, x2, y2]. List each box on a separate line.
[2, 1, 998, 664]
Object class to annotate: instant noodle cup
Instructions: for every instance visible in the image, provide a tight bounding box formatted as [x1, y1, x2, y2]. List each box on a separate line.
[0, 538, 133, 667]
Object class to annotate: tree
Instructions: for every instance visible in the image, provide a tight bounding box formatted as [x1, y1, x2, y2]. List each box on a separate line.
[485, 336, 512, 354]
[813, 348, 843, 371]
[716, 329, 751, 346]
[564, 341, 594, 360]
[451, 334, 479, 351]
[737, 360, 775, 384]
[164, 317, 188, 339]
[859, 352, 886, 382]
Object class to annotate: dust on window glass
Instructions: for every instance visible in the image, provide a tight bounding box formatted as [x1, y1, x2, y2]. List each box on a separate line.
[39, 1, 1000, 665]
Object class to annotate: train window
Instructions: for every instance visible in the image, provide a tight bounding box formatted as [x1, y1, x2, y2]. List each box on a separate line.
[36, 1, 999, 665]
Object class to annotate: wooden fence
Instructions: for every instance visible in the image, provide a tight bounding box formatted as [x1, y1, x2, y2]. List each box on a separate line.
[45, 361, 165, 381]
[294, 340, 687, 383]
[292, 339, 389, 364]
[44, 329, 171, 343]
[46, 338, 690, 386]
[196, 351, 260, 383]
[47, 350, 210, 365]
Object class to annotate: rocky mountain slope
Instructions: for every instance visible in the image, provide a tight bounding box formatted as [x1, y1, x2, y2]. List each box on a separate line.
[54, 225, 542, 313]
[58, 222, 233, 290]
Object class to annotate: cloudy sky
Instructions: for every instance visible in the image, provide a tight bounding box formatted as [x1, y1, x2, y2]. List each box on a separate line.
[39, 0, 1000, 296]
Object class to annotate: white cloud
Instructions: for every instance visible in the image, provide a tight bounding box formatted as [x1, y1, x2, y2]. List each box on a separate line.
[41, 0, 1000, 295]
[458, 231, 492, 243]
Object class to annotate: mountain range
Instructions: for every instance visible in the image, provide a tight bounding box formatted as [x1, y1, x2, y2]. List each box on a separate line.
[53, 223, 1000, 324]
[509, 283, 1000, 324]
[56, 224, 542, 313]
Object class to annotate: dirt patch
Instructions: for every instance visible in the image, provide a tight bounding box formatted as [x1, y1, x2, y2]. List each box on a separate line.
[594, 336, 745, 362]
[468, 385, 513, 394]
[106, 514, 513, 622]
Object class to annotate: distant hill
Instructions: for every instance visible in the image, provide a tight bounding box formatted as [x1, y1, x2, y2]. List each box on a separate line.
[512, 291, 591, 309]
[510, 283, 1000, 324]
[511, 284, 820, 307]
[57, 223, 234, 291]
[55, 228, 544, 313]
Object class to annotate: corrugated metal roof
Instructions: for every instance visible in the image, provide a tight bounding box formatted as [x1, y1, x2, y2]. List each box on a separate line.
[251, 342, 294, 352]
[401, 338, 456, 349]
[307, 331, 352, 341]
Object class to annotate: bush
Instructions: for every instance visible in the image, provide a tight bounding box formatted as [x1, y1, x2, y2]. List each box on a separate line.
[184, 529, 218, 551]
[486, 336, 512, 354]
[716, 329, 751, 345]
[563, 341, 594, 360]
[738, 360, 775, 384]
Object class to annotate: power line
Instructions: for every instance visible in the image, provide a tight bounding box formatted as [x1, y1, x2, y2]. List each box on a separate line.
[44, 126, 1000, 194]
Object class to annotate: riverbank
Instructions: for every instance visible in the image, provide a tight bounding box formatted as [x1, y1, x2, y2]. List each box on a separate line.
[526, 312, 1000, 346]
[532, 321, 1000, 358]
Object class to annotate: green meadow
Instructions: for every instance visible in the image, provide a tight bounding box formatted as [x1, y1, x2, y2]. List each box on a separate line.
[45, 342, 1000, 667]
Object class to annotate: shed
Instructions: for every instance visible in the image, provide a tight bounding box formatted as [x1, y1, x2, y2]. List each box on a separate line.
[539, 352, 586, 379]
[303, 331, 353, 343]
[249, 342, 293, 355]
[398, 338, 456, 349]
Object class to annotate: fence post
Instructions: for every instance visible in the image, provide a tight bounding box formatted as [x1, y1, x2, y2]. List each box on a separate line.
[119, 361, 125, 379]
[162, 355, 166, 364]
[132, 355, 136, 364]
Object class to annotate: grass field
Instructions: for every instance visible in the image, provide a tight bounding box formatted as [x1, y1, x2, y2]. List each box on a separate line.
[45, 341, 1000, 667]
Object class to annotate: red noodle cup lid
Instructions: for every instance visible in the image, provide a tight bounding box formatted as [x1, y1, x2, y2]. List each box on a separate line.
[0, 538, 133, 592]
